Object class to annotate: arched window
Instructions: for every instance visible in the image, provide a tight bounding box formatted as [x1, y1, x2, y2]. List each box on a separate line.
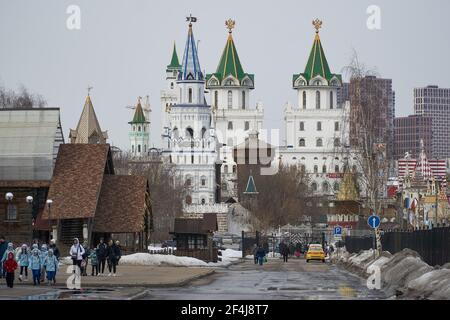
[227, 90, 232, 108]
[185, 195, 192, 204]
[299, 138, 305, 147]
[245, 121, 250, 130]
[214, 91, 218, 107]
[144, 145, 146, 152]
[188, 88, 193, 103]
[335, 165, 340, 173]
[242, 91, 246, 109]
[201, 177, 206, 186]
[300, 164, 305, 172]
[330, 91, 334, 109]
[185, 177, 192, 186]
[299, 122, 304, 131]
[316, 91, 320, 109]
[170, 82, 174, 89]
[317, 122, 322, 131]
[133, 126, 135, 132]
[232, 165, 236, 174]
[302, 91, 306, 109]
[224, 165, 229, 174]
[201, 198, 206, 205]
[132, 145, 134, 153]
[316, 138, 323, 147]
[322, 165, 327, 173]
[138, 126, 141, 132]
[313, 165, 318, 173]
[334, 138, 340, 147]
[333, 182, 340, 191]
[137, 145, 141, 153]
[322, 182, 329, 192]
[311, 182, 318, 192]
[228, 121, 233, 130]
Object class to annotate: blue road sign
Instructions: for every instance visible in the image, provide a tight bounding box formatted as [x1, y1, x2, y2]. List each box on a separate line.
[367, 215, 381, 229]
[334, 226, 342, 235]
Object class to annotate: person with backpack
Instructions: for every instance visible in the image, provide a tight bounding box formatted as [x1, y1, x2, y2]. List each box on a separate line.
[3, 252, 18, 288]
[17, 244, 30, 282]
[28, 248, 41, 285]
[96, 238, 107, 276]
[69, 238, 85, 274]
[43, 249, 58, 285]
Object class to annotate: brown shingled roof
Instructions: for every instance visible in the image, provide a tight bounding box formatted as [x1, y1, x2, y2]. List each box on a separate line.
[92, 175, 149, 233]
[42, 144, 110, 220]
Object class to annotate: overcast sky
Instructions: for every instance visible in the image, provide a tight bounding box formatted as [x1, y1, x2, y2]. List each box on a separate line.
[1, 0, 449, 150]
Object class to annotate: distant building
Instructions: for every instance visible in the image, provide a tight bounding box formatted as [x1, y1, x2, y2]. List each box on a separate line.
[414, 85, 450, 159]
[69, 93, 108, 144]
[128, 97, 150, 157]
[394, 115, 432, 159]
[0, 108, 64, 244]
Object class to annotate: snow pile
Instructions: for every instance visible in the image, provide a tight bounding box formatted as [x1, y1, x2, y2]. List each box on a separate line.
[120, 253, 208, 267]
[334, 248, 450, 299]
[220, 249, 242, 259]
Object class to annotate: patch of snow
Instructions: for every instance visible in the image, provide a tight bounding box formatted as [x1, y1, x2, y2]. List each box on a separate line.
[120, 253, 209, 267]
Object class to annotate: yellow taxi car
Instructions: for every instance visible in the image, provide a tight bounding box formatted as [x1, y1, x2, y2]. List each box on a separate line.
[305, 244, 326, 263]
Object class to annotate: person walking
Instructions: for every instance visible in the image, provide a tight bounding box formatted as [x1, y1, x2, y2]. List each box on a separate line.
[3, 252, 18, 288]
[0, 236, 7, 279]
[69, 238, 85, 274]
[17, 244, 30, 282]
[115, 241, 122, 265]
[49, 239, 60, 261]
[39, 244, 48, 283]
[89, 248, 99, 276]
[28, 249, 41, 285]
[252, 244, 258, 264]
[281, 242, 290, 263]
[43, 249, 58, 285]
[81, 241, 89, 276]
[96, 238, 107, 276]
[256, 245, 266, 266]
[106, 240, 120, 276]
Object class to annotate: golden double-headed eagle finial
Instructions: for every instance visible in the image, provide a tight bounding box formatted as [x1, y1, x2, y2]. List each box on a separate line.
[225, 19, 235, 33]
[312, 19, 322, 33]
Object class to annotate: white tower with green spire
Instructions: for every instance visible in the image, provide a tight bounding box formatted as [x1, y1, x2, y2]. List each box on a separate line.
[280, 19, 351, 197]
[161, 43, 182, 148]
[162, 17, 219, 206]
[206, 19, 264, 200]
[129, 97, 150, 157]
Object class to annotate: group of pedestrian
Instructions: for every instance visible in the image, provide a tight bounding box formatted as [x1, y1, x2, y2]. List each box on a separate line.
[0, 235, 123, 289]
[0, 236, 61, 288]
[70, 237, 122, 277]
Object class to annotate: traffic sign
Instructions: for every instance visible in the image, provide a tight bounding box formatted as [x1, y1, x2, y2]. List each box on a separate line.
[367, 215, 381, 229]
[334, 226, 342, 235]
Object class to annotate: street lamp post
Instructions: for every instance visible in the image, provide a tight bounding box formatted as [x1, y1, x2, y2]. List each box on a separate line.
[46, 199, 54, 243]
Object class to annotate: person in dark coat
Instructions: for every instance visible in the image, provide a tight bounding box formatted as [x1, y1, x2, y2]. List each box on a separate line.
[256, 246, 266, 266]
[106, 240, 121, 276]
[96, 238, 107, 275]
[0, 236, 8, 278]
[280, 242, 290, 263]
[49, 239, 60, 260]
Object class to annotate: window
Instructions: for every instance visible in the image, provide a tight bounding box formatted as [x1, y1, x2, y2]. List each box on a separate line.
[214, 91, 218, 107]
[322, 165, 327, 173]
[334, 138, 340, 147]
[242, 91, 246, 109]
[330, 91, 334, 109]
[352, 165, 357, 173]
[300, 164, 306, 172]
[137, 145, 141, 153]
[228, 121, 233, 130]
[317, 122, 322, 131]
[170, 82, 174, 89]
[311, 182, 318, 192]
[201, 199, 206, 205]
[227, 90, 232, 108]
[334, 122, 339, 131]
[302, 91, 306, 108]
[132, 145, 134, 153]
[316, 138, 323, 147]
[333, 182, 340, 191]
[299, 138, 305, 147]
[185, 195, 192, 205]
[245, 121, 250, 130]
[188, 88, 193, 103]
[224, 165, 229, 174]
[138, 126, 141, 132]
[335, 165, 340, 173]
[201, 177, 206, 186]
[222, 183, 228, 191]
[316, 91, 321, 109]
[314, 165, 318, 173]
[322, 182, 329, 192]
[232, 165, 236, 174]
[185, 178, 192, 186]
[299, 122, 304, 131]
[6, 204, 17, 221]
[133, 126, 135, 132]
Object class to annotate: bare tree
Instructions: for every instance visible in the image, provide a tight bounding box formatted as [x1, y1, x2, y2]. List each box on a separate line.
[241, 163, 310, 230]
[113, 152, 187, 242]
[0, 84, 47, 108]
[343, 51, 390, 219]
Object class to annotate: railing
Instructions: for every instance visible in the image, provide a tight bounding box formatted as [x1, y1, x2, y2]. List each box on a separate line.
[148, 247, 175, 255]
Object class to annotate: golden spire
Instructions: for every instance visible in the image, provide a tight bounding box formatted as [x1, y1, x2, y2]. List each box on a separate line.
[312, 18, 322, 34]
[225, 18, 235, 34]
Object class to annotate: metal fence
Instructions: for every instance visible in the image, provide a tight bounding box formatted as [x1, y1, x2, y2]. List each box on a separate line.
[344, 225, 450, 266]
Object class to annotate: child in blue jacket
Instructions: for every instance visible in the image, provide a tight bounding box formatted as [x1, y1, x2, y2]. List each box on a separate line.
[43, 249, 58, 285]
[28, 249, 41, 285]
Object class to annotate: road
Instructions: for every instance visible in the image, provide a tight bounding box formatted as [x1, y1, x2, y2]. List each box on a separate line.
[143, 258, 387, 300]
